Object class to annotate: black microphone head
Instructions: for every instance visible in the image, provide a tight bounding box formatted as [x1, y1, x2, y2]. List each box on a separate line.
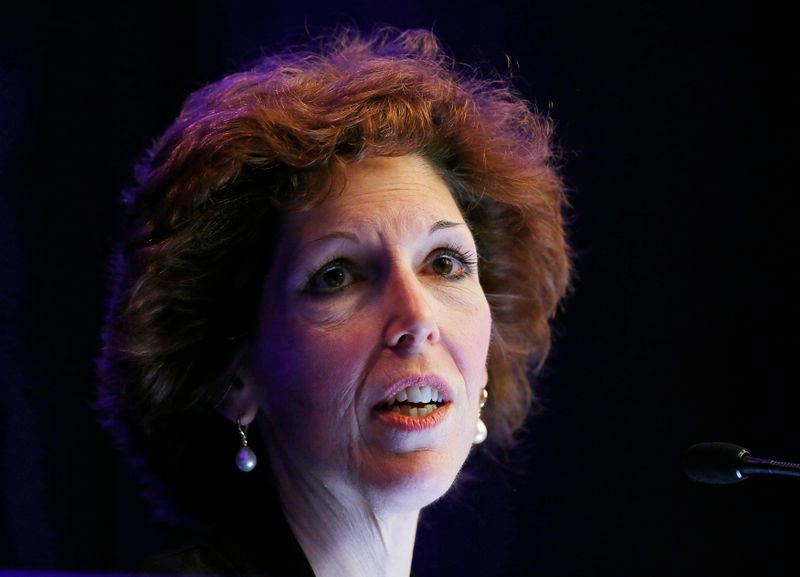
[684, 442, 750, 484]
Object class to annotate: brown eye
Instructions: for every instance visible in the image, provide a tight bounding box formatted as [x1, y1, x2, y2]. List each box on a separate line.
[306, 259, 360, 295]
[428, 247, 477, 280]
[432, 255, 457, 276]
[320, 267, 347, 288]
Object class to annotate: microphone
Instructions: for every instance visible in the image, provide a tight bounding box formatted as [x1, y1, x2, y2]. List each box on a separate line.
[684, 442, 800, 484]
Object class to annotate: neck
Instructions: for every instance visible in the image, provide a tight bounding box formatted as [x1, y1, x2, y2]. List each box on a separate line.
[268, 449, 419, 577]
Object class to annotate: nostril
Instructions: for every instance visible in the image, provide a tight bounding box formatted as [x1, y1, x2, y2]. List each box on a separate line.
[392, 330, 422, 349]
[388, 321, 440, 349]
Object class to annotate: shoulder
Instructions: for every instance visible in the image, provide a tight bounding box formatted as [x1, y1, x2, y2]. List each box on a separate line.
[140, 540, 236, 575]
[140, 526, 315, 577]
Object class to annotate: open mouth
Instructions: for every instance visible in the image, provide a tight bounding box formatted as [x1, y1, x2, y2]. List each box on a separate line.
[378, 384, 448, 418]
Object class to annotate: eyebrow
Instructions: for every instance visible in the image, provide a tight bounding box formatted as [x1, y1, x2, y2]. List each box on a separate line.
[306, 220, 467, 246]
[430, 219, 467, 232]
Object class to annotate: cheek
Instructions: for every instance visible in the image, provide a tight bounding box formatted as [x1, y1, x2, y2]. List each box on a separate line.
[455, 297, 492, 384]
[257, 318, 368, 425]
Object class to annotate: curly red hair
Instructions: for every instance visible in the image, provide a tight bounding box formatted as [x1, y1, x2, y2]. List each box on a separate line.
[99, 27, 570, 466]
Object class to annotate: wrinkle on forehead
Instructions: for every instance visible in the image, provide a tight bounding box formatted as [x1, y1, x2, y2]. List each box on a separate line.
[286, 155, 467, 247]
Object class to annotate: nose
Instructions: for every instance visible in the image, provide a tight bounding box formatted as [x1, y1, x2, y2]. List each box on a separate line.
[383, 266, 441, 351]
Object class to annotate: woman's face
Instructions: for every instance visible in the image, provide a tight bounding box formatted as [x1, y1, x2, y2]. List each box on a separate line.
[244, 155, 492, 513]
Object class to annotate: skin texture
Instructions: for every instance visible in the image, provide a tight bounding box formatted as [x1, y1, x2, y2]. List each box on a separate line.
[232, 155, 492, 576]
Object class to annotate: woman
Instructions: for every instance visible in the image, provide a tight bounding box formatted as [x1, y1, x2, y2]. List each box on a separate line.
[99, 27, 570, 576]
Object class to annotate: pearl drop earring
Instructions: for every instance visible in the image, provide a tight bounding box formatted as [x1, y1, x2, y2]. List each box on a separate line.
[473, 388, 488, 445]
[235, 418, 257, 472]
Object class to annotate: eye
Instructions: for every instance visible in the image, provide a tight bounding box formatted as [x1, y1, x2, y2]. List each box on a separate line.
[431, 254, 461, 276]
[305, 258, 360, 295]
[428, 247, 477, 280]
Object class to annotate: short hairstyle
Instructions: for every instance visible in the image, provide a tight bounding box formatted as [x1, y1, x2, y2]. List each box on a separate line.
[98, 27, 570, 524]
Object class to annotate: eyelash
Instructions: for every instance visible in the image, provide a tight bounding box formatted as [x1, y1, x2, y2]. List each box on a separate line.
[303, 256, 354, 295]
[435, 246, 478, 278]
[303, 244, 478, 296]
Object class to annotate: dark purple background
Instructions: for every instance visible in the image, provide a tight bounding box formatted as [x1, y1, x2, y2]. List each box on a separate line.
[2, 1, 797, 575]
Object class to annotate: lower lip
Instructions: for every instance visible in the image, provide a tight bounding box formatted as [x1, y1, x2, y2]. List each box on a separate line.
[374, 403, 451, 431]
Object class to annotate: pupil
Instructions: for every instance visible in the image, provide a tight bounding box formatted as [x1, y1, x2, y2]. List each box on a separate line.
[433, 257, 454, 275]
[323, 268, 346, 287]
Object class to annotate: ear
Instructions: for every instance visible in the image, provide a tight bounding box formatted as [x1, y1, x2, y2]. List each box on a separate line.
[217, 372, 261, 426]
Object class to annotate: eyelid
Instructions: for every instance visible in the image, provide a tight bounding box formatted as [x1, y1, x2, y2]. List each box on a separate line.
[301, 242, 479, 295]
[303, 256, 359, 295]
[427, 244, 479, 277]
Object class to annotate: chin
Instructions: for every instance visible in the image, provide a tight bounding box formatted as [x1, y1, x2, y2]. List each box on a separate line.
[361, 448, 467, 513]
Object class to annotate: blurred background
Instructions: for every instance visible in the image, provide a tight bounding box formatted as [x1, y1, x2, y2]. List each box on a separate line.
[1, 1, 797, 575]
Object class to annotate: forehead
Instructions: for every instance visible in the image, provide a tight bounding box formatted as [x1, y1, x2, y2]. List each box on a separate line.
[284, 155, 465, 241]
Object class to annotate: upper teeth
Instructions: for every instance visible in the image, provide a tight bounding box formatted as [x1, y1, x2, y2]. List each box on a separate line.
[388, 385, 442, 405]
